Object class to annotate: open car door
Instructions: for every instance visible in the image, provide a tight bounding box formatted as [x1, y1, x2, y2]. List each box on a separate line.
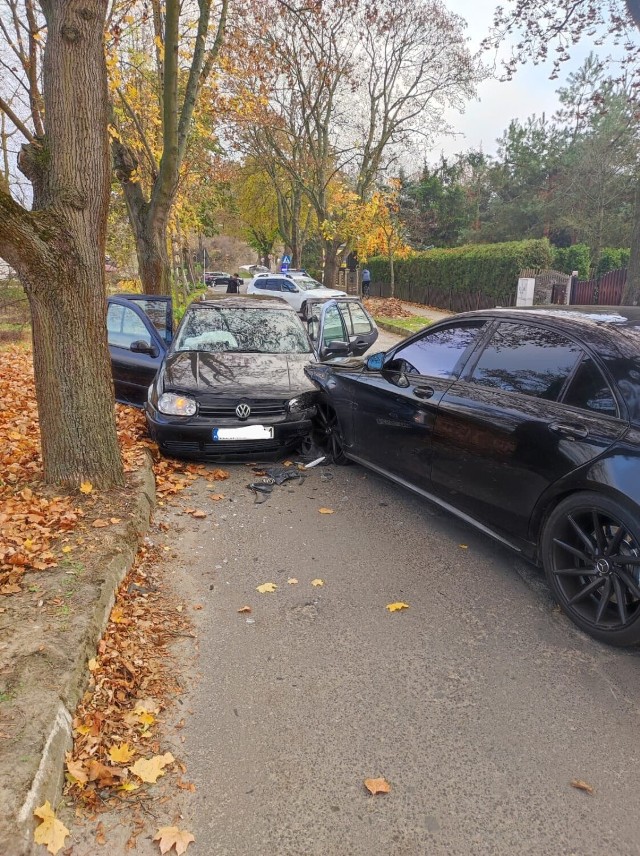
[305, 297, 378, 358]
[116, 294, 173, 345]
[107, 296, 169, 406]
[315, 300, 352, 360]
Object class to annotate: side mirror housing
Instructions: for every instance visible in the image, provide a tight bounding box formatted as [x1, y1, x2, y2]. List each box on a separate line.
[322, 340, 350, 358]
[130, 339, 158, 357]
[365, 351, 385, 371]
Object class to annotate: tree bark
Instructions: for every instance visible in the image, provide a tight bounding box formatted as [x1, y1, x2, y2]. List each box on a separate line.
[322, 238, 341, 289]
[0, 0, 123, 488]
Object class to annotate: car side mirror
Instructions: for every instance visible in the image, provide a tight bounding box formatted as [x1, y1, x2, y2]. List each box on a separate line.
[321, 340, 350, 358]
[130, 339, 158, 357]
[365, 352, 385, 371]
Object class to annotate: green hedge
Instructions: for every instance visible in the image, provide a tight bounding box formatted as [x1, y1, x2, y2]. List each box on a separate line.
[368, 239, 553, 311]
[596, 247, 630, 277]
[551, 244, 590, 278]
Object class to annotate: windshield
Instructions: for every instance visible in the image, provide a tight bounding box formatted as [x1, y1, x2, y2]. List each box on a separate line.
[294, 277, 324, 291]
[173, 306, 312, 354]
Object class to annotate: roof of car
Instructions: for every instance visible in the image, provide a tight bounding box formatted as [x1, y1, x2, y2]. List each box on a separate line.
[192, 295, 296, 311]
[447, 305, 640, 359]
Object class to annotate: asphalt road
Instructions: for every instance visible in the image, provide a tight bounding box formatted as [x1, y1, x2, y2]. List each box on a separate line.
[163, 461, 640, 856]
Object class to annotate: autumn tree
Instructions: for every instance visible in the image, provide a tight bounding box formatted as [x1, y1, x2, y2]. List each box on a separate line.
[110, 0, 228, 295]
[0, 0, 123, 487]
[235, 0, 482, 287]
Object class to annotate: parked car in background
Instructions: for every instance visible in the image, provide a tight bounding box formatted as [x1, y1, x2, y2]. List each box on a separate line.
[247, 273, 346, 312]
[306, 306, 640, 646]
[107, 294, 361, 458]
[204, 271, 232, 286]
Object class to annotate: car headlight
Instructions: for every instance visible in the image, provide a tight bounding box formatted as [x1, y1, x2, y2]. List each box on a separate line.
[157, 393, 197, 416]
[287, 392, 316, 412]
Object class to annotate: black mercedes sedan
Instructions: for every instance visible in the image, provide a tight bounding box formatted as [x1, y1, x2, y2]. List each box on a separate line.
[306, 306, 640, 646]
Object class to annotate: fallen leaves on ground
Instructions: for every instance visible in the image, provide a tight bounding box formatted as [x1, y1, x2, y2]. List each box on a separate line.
[33, 801, 69, 854]
[570, 779, 595, 795]
[257, 582, 277, 593]
[287, 578, 298, 585]
[311, 579, 324, 587]
[108, 742, 136, 764]
[79, 481, 93, 494]
[386, 602, 409, 612]
[237, 605, 252, 613]
[363, 297, 413, 318]
[209, 493, 225, 501]
[364, 777, 391, 795]
[154, 826, 195, 854]
[130, 752, 175, 784]
[66, 543, 191, 812]
[184, 508, 207, 519]
[318, 507, 334, 514]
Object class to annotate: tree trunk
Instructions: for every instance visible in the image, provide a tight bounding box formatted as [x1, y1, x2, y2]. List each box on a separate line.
[322, 239, 340, 288]
[624, 183, 640, 304]
[27, 260, 123, 485]
[0, 0, 123, 488]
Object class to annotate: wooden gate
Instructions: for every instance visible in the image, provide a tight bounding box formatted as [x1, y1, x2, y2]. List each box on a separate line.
[570, 268, 627, 305]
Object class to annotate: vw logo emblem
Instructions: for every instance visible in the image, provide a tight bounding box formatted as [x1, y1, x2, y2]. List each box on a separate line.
[235, 403, 251, 420]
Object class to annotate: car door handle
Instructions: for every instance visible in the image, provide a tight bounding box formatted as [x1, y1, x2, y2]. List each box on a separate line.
[549, 421, 589, 439]
[413, 385, 435, 400]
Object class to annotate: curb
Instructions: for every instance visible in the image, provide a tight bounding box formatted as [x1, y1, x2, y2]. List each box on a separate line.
[9, 452, 155, 856]
[374, 319, 429, 338]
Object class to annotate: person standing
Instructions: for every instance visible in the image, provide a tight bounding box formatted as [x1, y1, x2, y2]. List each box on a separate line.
[361, 267, 371, 297]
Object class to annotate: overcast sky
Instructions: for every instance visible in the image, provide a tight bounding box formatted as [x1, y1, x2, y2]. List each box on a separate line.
[432, 0, 629, 161]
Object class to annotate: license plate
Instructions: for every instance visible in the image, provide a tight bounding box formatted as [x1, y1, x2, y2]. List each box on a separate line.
[212, 426, 274, 441]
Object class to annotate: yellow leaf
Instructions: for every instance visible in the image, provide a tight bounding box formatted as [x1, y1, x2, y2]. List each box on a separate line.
[79, 480, 93, 494]
[364, 776, 391, 795]
[62, 545, 73, 554]
[65, 752, 88, 783]
[110, 606, 126, 623]
[109, 742, 136, 764]
[318, 507, 334, 514]
[311, 579, 324, 587]
[33, 801, 69, 854]
[459, 544, 468, 549]
[119, 780, 140, 792]
[130, 752, 174, 783]
[88, 658, 98, 671]
[153, 826, 195, 855]
[386, 602, 409, 612]
[287, 578, 298, 585]
[75, 723, 91, 736]
[256, 582, 277, 593]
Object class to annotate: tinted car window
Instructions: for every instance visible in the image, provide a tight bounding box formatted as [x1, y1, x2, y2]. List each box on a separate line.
[389, 322, 485, 378]
[107, 304, 152, 349]
[347, 303, 372, 335]
[265, 278, 282, 291]
[562, 357, 618, 417]
[322, 304, 348, 346]
[470, 322, 582, 400]
[254, 280, 266, 290]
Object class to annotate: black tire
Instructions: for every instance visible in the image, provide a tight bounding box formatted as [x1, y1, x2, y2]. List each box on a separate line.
[541, 491, 640, 646]
[311, 400, 350, 465]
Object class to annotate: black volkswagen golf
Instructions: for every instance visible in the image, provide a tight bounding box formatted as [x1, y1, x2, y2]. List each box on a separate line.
[306, 306, 640, 646]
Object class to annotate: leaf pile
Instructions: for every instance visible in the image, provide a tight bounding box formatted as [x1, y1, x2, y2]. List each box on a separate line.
[0, 348, 82, 591]
[0, 347, 226, 596]
[65, 541, 191, 810]
[363, 297, 413, 318]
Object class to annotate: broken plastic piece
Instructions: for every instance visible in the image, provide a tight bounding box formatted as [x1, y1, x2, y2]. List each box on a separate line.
[303, 456, 326, 469]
